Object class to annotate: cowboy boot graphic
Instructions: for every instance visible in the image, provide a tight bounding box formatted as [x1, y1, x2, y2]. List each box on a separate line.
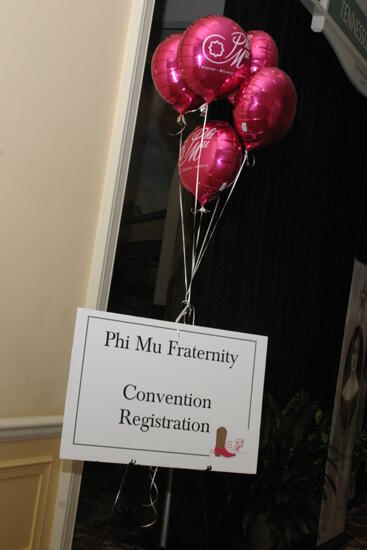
[214, 426, 236, 457]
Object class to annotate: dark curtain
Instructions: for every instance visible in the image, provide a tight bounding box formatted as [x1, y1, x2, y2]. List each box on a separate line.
[170, 0, 367, 409]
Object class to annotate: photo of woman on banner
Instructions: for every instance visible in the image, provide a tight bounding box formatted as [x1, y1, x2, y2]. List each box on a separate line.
[319, 265, 367, 545]
[339, 326, 364, 430]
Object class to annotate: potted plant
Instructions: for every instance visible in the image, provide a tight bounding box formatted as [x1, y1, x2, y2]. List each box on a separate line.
[241, 391, 336, 550]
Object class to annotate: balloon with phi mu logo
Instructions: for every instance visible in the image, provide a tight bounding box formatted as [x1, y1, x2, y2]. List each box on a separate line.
[178, 120, 243, 207]
[178, 15, 252, 103]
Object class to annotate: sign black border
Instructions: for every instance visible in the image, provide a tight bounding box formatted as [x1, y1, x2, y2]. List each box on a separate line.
[72, 315, 259, 458]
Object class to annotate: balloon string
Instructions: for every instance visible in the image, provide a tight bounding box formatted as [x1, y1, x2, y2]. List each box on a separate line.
[192, 151, 248, 280]
[169, 114, 187, 136]
[192, 197, 220, 276]
[189, 102, 208, 306]
[99, 461, 133, 550]
[186, 102, 207, 116]
[175, 106, 208, 327]
[169, 101, 207, 136]
[195, 209, 204, 252]
[182, 200, 217, 308]
[175, 300, 195, 326]
[175, 147, 248, 328]
[178, 131, 189, 298]
[141, 466, 159, 528]
[174, 148, 246, 328]
[175, 107, 250, 328]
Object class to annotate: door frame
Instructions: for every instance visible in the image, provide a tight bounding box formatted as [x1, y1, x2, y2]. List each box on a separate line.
[50, 1, 155, 547]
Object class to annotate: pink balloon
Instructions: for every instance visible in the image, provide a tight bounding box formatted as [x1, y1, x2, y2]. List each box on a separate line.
[178, 15, 251, 104]
[178, 120, 243, 206]
[233, 67, 297, 151]
[151, 33, 202, 114]
[227, 29, 277, 105]
[247, 30, 278, 74]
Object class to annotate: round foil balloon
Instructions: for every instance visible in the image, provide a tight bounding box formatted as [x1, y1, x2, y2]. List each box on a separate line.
[178, 120, 243, 206]
[151, 33, 202, 114]
[233, 67, 297, 151]
[178, 15, 251, 104]
[247, 30, 278, 74]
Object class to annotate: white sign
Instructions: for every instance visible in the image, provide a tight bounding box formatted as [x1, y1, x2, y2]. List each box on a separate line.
[60, 309, 268, 474]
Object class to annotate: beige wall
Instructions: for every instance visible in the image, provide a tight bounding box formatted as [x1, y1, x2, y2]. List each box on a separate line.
[0, 0, 133, 418]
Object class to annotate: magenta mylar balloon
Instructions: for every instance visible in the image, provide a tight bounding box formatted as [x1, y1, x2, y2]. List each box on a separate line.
[178, 120, 243, 206]
[247, 30, 278, 74]
[178, 15, 251, 104]
[233, 67, 297, 151]
[151, 33, 202, 114]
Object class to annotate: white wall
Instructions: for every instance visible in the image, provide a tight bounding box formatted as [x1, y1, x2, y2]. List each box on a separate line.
[0, 0, 133, 418]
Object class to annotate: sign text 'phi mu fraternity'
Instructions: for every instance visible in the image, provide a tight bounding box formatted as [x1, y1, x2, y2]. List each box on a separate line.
[60, 309, 268, 474]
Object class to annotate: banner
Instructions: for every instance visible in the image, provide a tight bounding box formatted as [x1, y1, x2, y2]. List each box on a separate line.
[329, 0, 367, 63]
[319, 259, 367, 544]
[302, 0, 367, 96]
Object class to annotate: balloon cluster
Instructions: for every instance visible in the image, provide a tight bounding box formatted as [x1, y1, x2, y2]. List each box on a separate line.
[151, 15, 297, 207]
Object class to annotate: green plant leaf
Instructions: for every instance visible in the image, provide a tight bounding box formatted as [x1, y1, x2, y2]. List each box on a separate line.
[315, 409, 322, 424]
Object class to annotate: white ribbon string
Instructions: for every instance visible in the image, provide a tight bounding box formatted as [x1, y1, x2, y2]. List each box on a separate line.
[141, 466, 159, 528]
[195, 208, 204, 253]
[174, 112, 250, 331]
[99, 461, 134, 550]
[169, 102, 207, 136]
[191, 150, 248, 280]
[191, 196, 220, 278]
[186, 102, 208, 116]
[182, 201, 215, 312]
[178, 131, 188, 298]
[175, 300, 195, 325]
[169, 114, 187, 136]
[189, 103, 209, 307]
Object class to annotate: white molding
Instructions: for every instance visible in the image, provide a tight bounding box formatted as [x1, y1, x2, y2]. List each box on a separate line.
[0, 416, 63, 441]
[51, 460, 83, 550]
[85, 0, 156, 312]
[51, 2, 156, 549]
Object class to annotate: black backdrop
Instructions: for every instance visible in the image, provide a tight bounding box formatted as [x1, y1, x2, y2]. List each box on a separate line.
[173, 0, 367, 410]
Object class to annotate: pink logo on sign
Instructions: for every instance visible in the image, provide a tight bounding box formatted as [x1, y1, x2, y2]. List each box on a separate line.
[212, 426, 245, 458]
